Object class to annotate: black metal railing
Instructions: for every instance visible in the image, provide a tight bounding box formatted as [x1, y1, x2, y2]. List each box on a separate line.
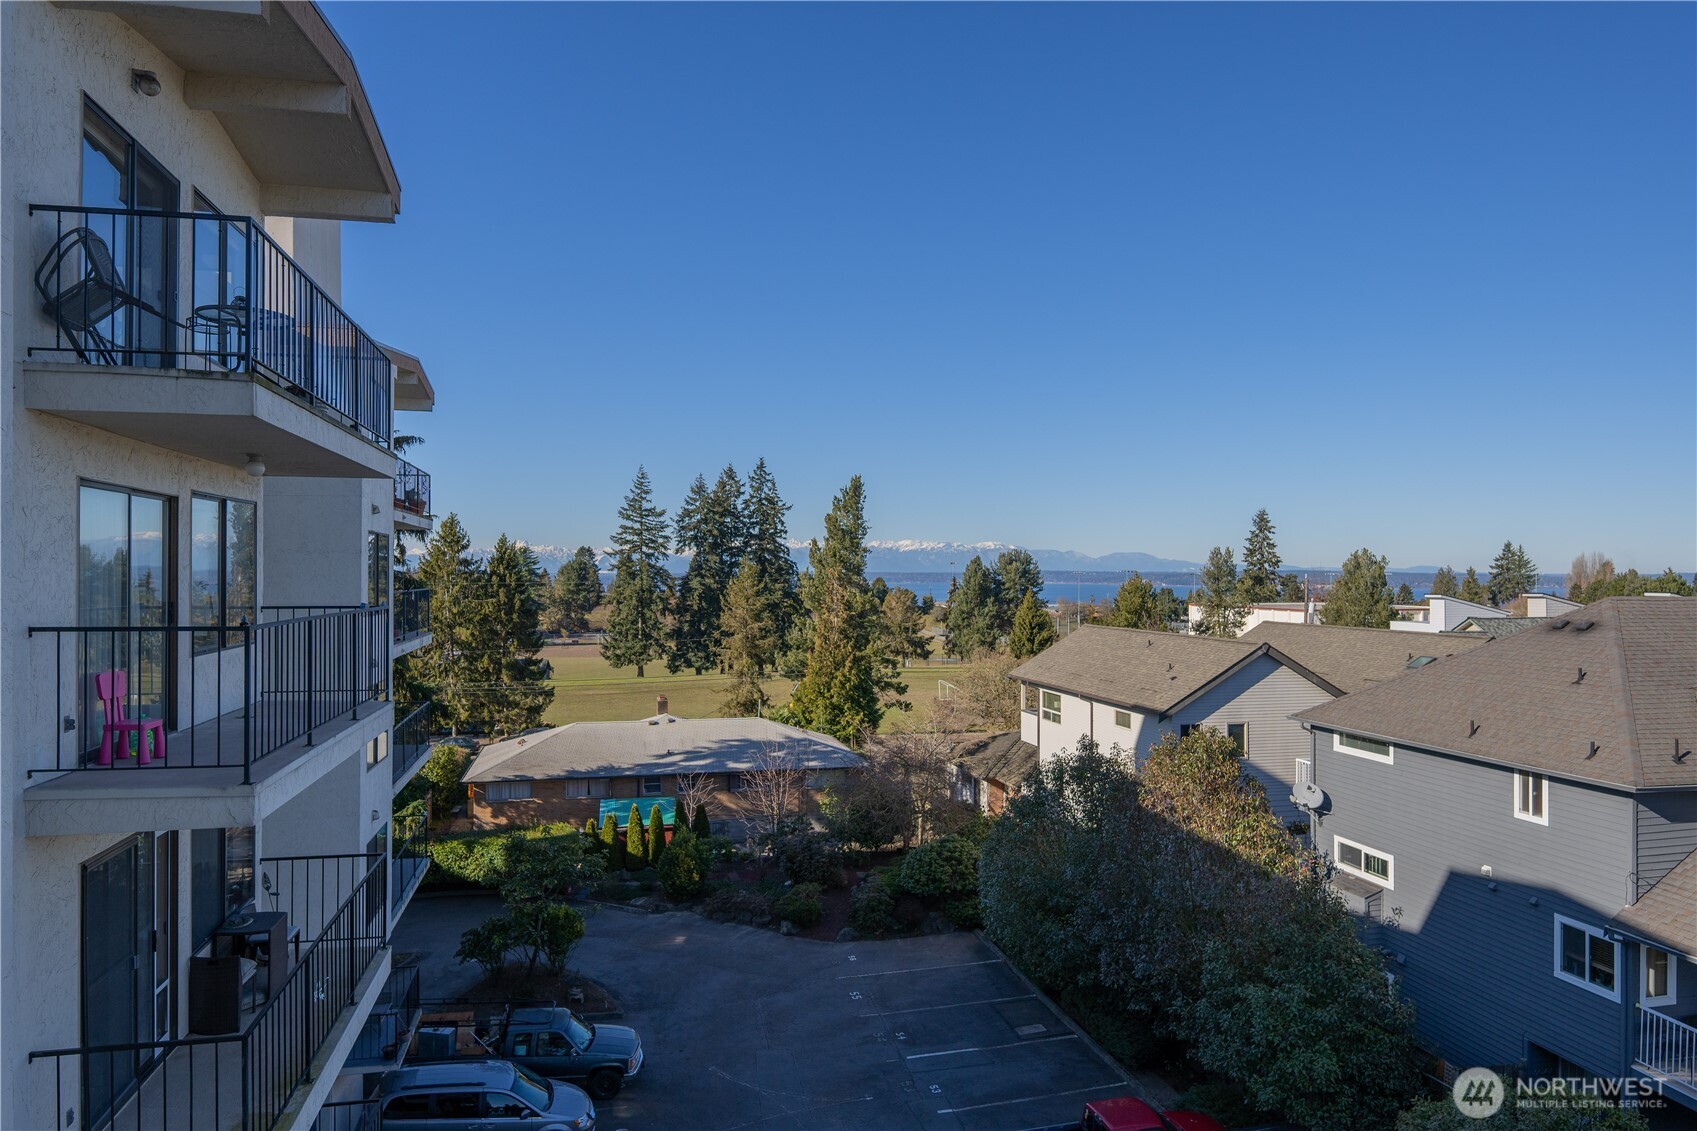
[28, 855, 386, 1131]
[311, 1099, 381, 1131]
[395, 458, 430, 517]
[390, 818, 429, 914]
[29, 204, 392, 447]
[347, 964, 420, 1067]
[27, 607, 389, 782]
[259, 853, 387, 945]
[393, 589, 430, 645]
[392, 701, 433, 785]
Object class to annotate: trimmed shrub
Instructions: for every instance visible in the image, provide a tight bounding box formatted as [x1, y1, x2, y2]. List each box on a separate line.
[772, 882, 824, 928]
[849, 877, 897, 938]
[1058, 985, 1162, 1070]
[692, 803, 713, 839]
[943, 895, 983, 930]
[623, 804, 646, 869]
[599, 812, 622, 868]
[702, 888, 772, 922]
[772, 830, 842, 887]
[658, 827, 709, 900]
[899, 835, 979, 900]
[583, 817, 599, 839]
[647, 805, 666, 869]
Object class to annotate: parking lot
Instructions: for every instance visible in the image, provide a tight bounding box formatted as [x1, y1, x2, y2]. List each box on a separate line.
[397, 896, 1136, 1130]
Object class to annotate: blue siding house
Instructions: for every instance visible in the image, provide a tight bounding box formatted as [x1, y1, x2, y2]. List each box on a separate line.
[1295, 597, 1697, 1115]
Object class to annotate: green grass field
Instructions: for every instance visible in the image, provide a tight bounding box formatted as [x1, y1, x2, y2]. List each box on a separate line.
[539, 642, 984, 732]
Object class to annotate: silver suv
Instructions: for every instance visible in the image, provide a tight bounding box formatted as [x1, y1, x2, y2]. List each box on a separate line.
[377, 1060, 595, 1130]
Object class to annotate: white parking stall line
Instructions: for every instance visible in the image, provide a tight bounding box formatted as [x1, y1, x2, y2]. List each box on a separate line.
[857, 993, 1035, 1018]
[906, 1033, 1079, 1061]
[936, 1081, 1126, 1116]
[835, 959, 1002, 980]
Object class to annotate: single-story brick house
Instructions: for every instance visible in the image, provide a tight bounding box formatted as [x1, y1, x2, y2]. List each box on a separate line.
[951, 731, 1040, 816]
[460, 708, 863, 837]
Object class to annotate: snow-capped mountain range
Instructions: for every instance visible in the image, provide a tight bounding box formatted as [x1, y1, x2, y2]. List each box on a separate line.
[416, 540, 1202, 576]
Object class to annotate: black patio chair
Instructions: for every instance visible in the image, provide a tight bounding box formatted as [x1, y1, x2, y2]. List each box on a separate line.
[34, 225, 163, 364]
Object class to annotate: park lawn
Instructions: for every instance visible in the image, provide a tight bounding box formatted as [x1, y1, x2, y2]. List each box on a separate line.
[539, 643, 985, 733]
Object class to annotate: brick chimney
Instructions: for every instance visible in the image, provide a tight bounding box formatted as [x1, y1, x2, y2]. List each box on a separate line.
[657, 694, 669, 717]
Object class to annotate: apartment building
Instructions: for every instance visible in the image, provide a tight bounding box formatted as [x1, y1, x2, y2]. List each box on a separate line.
[1295, 597, 1697, 1114]
[2, 4, 438, 1129]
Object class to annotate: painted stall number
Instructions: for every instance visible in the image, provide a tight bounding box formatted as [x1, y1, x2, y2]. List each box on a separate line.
[895, 1032, 907, 1041]
[849, 991, 862, 1000]
[929, 1085, 943, 1095]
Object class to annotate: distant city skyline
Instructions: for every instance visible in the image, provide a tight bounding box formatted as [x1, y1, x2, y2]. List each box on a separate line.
[327, 3, 1695, 571]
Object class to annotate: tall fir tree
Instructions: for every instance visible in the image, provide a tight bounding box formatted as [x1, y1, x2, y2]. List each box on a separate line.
[1008, 592, 1057, 659]
[1107, 572, 1165, 631]
[1487, 541, 1539, 607]
[1429, 565, 1459, 598]
[1393, 582, 1417, 606]
[719, 560, 778, 717]
[990, 549, 1044, 636]
[1239, 509, 1284, 604]
[742, 458, 800, 645]
[879, 588, 930, 665]
[413, 513, 480, 734]
[603, 467, 672, 677]
[945, 556, 1000, 657]
[786, 476, 903, 742]
[1278, 572, 1307, 602]
[1458, 566, 1490, 605]
[670, 466, 746, 674]
[1321, 548, 1394, 628]
[1195, 546, 1248, 636]
[478, 535, 554, 733]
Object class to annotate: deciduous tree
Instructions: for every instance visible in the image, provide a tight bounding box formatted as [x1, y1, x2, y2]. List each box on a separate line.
[1566, 552, 1615, 600]
[604, 467, 671, 677]
[1320, 548, 1393, 628]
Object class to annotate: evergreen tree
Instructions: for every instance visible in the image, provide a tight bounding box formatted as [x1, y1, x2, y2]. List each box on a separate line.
[880, 587, 930, 664]
[546, 546, 603, 634]
[787, 476, 904, 742]
[1009, 592, 1057, 659]
[1195, 546, 1247, 636]
[1107, 572, 1164, 630]
[1239, 509, 1283, 604]
[945, 556, 1000, 657]
[603, 468, 672, 677]
[647, 804, 666, 868]
[742, 458, 800, 643]
[600, 812, 623, 869]
[413, 513, 481, 734]
[719, 560, 778, 717]
[1429, 566, 1459, 598]
[583, 817, 598, 838]
[479, 535, 554, 733]
[691, 802, 713, 839]
[1278, 572, 1306, 602]
[1487, 541, 1539, 607]
[669, 467, 746, 674]
[991, 549, 1044, 636]
[1321, 548, 1394, 628]
[624, 804, 647, 870]
[1458, 566, 1490, 605]
[1393, 582, 1416, 606]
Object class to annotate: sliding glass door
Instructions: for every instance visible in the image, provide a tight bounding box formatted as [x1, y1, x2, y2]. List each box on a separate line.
[79, 484, 173, 759]
[82, 835, 157, 1124]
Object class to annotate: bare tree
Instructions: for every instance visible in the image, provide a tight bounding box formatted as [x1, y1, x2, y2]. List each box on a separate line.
[862, 717, 971, 847]
[931, 650, 1021, 733]
[1566, 552, 1615, 599]
[673, 770, 718, 826]
[740, 742, 810, 843]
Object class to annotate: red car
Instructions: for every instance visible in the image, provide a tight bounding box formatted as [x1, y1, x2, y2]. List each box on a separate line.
[1081, 1096, 1228, 1131]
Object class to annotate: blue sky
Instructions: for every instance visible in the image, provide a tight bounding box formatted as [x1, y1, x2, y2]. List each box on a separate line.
[328, 2, 1695, 572]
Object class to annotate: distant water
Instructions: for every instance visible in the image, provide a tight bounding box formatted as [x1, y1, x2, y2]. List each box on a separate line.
[877, 572, 1195, 606]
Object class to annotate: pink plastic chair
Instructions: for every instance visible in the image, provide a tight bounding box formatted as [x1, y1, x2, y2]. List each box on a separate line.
[94, 670, 166, 766]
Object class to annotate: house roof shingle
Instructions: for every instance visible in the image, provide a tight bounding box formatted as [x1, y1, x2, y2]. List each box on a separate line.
[462, 715, 861, 783]
[955, 731, 1040, 787]
[1295, 597, 1697, 790]
[1008, 625, 1268, 714]
[1447, 617, 1550, 639]
[1612, 848, 1697, 958]
[1240, 622, 1492, 695]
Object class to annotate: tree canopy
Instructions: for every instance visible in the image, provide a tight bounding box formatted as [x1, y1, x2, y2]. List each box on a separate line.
[1195, 546, 1247, 636]
[946, 556, 1000, 658]
[1321, 548, 1394, 628]
[1487, 541, 1539, 607]
[603, 467, 672, 677]
[1239, 509, 1283, 604]
[1008, 592, 1056, 659]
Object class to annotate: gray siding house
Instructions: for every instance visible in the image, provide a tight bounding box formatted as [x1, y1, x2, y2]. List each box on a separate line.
[1010, 623, 1487, 824]
[1295, 597, 1697, 1114]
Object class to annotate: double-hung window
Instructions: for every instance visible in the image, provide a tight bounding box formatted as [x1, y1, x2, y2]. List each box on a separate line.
[1334, 731, 1392, 763]
[1514, 772, 1548, 824]
[190, 494, 256, 653]
[1040, 691, 1062, 724]
[1333, 835, 1393, 888]
[1555, 915, 1618, 1000]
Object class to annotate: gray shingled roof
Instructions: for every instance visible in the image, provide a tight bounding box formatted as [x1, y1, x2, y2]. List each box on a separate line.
[1009, 625, 1273, 714]
[1296, 597, 1697, 790]
[1241, 622, 1492, 695]
[1612, 849, 1697, 958]
[1446, 617, 1549, 639]
[462, 715, 861, 783]
[956, 731, 1040, 787]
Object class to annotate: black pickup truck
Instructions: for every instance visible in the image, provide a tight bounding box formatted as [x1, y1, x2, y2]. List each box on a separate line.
[411, 1002, 644, 1101]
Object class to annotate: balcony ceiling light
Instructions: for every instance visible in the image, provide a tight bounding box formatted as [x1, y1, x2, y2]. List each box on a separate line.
[244, 454, 266, 477]
[131, 69, 161, 97]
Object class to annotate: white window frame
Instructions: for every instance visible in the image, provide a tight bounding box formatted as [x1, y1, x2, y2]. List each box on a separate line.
[1333, 834, 1394, 889]
[1513, 771, 1549, 825]
[1553, 914, 1620, 1001]
[487, 781, 533, 803]
[1040, 690, 1061, 724]
[1113, 709, 1133, 730]
[1226, 722, 1248, 757]
[1642, 945, 1677, 1008]
[1333, 731, 1393, 764]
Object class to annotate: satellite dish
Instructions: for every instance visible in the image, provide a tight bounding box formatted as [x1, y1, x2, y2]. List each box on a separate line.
[1293, 781, 1328, 811]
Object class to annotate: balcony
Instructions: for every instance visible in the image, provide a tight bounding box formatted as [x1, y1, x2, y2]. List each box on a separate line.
[24, 205, 393, 478]
[1636, 1006, 1697, 1102]
[393, 589, 431, 654]
[343, 964, 422, 1073]
[391, 701, 434, 789]
[28, 854, 388, 1131]
[23, 608, 390, 836]
[394, 457, 431, 531]
[390, 817, 430, 919]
